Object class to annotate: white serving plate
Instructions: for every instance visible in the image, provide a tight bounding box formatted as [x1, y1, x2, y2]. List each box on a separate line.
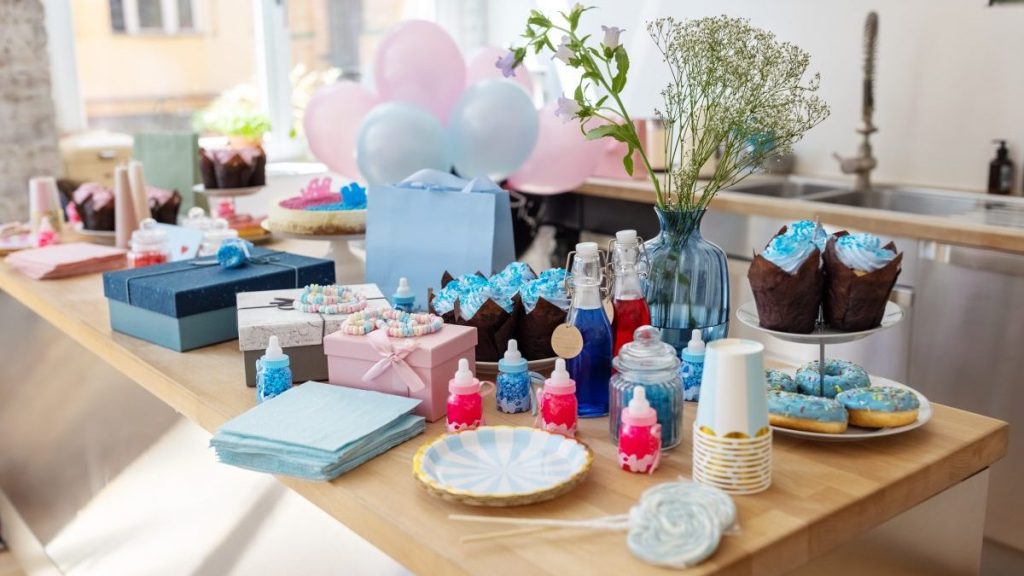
[193, 184, 264, 198]
[770, 374, 932, 441]
[737, 300, 903, 345]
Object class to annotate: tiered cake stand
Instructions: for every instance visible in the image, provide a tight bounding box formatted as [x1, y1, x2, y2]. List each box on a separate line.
[737, 301, 931, 441]
[260, 222, 365, 277]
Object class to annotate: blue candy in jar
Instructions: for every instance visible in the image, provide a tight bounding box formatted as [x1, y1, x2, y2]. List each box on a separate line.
[610, 326, 683, 449]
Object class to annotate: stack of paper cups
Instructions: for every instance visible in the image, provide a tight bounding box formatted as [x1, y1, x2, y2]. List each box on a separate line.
[128, 160, 150, 225]
[692, 338, 772, 494]
[114, 165, 139, 249]
[28, 176, 63, 234]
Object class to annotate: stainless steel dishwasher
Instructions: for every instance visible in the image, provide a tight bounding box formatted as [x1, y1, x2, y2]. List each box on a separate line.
[907, 243, 1024, 551]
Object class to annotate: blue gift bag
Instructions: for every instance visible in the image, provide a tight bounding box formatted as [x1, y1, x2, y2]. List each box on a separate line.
[365, 169, 515, 305]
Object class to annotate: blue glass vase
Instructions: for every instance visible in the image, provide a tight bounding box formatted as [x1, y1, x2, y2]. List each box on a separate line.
[643, 208, 730, 356]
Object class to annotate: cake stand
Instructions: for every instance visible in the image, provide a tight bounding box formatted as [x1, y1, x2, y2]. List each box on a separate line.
[736, 300, 904, 397]
[260, 222, 366, 275]
[736, 300, 930, 440]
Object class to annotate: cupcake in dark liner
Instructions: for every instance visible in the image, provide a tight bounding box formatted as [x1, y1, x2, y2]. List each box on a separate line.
[823, 231, 902, 331]
[747, 222, 826, 333]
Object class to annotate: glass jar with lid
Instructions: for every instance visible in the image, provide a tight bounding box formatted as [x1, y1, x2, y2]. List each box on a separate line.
[610, 325, 683, 449]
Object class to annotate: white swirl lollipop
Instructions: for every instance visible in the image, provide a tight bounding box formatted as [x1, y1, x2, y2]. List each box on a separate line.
[638, 481, 738, 533]
[626, 481, 736, 568]
[450, 480, 737, 569]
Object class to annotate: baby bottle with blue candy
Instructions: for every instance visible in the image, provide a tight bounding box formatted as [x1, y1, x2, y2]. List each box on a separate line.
[392, 277, 416, 313]
[566, 242, 614, 417]
[681, 329, 706, 402]
[256, 335, 291, 403]
[496, 339, 531, 414]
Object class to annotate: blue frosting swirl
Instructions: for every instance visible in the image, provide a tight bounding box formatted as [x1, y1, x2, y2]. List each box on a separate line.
[768, 390, 848, 423]
[520, 268, 569, 313]
[835, 386, 919, 412]
[787, 220, 828, 252]
[834, 233, 897, 272]
[761, 234, 818, 274]
[765, 369, 798, 393]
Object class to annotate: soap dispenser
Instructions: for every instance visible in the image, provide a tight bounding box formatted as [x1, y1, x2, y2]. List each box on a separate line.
[256, 335, 291, 403]
[989, 140, 1015, 195]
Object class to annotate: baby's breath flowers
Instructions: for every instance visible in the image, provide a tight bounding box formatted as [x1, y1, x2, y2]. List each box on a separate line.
[502, 7, 829, 213]
[648, 16, 829, 211]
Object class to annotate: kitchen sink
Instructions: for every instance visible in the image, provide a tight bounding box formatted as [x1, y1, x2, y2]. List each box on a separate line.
[728, 180, 840, 198]
[812, 187, 1024, 228]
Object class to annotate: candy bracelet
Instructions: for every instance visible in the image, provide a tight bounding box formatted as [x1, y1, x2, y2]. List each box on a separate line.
[343, 308, 444, 338]
[293, 284, 367, 315]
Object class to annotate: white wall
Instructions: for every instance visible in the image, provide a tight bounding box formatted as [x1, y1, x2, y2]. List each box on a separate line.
[487, 0, 1024, 194]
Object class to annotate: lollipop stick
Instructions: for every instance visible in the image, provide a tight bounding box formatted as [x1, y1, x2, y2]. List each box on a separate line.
[461, 526, 551, 543]
[448, 513, 630, 531]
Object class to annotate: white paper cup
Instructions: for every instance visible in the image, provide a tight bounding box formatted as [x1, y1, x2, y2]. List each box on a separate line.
[695, 339, 770, 438]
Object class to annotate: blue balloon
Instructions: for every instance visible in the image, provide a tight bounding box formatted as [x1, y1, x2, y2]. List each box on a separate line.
[447, 80, 539, 180]
[356, 102, 451, 185]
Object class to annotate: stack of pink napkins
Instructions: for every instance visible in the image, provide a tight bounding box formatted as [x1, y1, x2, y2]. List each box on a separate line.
[5, 242, 127, 280]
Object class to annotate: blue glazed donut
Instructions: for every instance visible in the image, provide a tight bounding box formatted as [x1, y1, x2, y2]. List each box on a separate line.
[765, 369, 798, 393]
[835, 386, 920, 428]
[767, 390, 848, 434]
[795, 359, 870, 398]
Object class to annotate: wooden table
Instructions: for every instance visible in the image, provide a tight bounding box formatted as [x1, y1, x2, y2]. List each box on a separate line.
[0, 248, 1009, 576]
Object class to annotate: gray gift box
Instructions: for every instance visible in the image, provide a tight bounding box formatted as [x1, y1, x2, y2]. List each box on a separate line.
[236, 284, 388, 387]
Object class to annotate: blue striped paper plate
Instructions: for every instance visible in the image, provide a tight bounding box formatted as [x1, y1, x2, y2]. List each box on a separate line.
[413, 426, 593, 506]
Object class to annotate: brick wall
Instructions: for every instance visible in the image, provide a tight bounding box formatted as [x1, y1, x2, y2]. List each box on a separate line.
[0, 0, 61, 223]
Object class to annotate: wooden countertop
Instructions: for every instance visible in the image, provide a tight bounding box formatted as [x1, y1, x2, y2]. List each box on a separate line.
[577, 177, 1024, 255]
[0, 248, 1009, 576]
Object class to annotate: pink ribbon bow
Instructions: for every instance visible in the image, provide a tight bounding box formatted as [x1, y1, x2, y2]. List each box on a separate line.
[361, 329, 426, 393]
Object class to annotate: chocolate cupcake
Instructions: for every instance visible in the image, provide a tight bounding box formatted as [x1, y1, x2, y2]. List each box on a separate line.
[747, 221, 827, 333]
[430, 271, 518, 362]
[823, 231, 902, 331]
[199, 146, 266, 189]
[146, 187, 181, 224]
[70, 182, 116, 230]
[516, 267, 569, 360]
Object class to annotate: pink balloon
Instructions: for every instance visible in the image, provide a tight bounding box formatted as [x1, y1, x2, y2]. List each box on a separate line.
[374, 20, 466, 123]
[506, 103, 603, 195]
[304, 81, 379, 179]
[465, 46, 533, 95]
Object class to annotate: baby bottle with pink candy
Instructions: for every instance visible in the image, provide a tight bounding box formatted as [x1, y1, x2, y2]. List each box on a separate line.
[618, 386, 661, 474]
[537, 359, 578, 438]
[446, 359, 485, 433]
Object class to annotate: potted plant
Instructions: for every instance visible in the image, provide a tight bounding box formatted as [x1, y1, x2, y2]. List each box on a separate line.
[194, 89, 272, 150]
[501, 6, 829, 351]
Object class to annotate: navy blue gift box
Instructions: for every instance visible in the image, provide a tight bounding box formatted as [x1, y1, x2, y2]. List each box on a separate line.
[102, 249, 335, 351]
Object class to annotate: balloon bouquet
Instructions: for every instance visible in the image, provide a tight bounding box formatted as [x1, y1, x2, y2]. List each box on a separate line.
[303, 20, 603, 192]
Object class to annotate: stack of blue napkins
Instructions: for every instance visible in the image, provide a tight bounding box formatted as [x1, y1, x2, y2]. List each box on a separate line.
[211, 382, 425, 481]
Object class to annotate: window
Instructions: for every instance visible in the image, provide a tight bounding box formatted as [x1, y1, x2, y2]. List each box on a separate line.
[109, 0, 199, 35]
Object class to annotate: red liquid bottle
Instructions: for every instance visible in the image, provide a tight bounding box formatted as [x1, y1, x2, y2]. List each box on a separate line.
[611, 230, 651, 358]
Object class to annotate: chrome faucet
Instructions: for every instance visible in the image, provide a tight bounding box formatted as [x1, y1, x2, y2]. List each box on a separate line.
[834, 11, 878, 193]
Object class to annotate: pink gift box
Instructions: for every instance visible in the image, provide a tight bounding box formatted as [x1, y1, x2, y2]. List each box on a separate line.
[323, 325, 477, 422]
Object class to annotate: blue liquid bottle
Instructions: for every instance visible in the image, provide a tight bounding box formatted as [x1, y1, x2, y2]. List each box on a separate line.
[566, 242, 613, 417]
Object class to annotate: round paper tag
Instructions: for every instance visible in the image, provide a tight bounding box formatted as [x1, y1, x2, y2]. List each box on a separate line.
[551, 324, 584, 359]
[603, 299, 615, 323]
